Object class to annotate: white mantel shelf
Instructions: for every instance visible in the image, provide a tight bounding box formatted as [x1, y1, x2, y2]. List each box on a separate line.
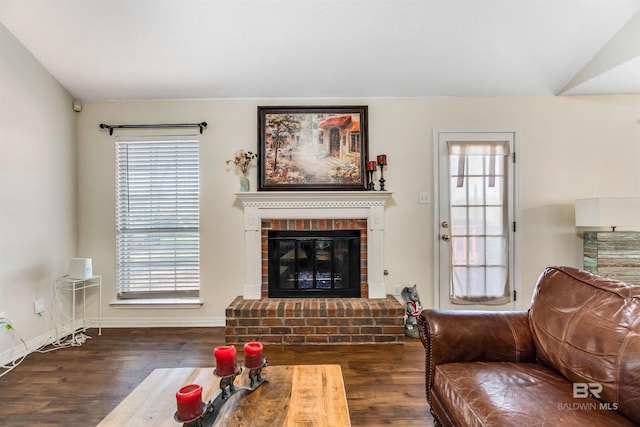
[235, 191, 393, 300]
[235, 191, 393, 206]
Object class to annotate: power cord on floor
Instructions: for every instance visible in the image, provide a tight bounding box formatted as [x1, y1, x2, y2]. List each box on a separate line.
[43, 331, 92, 350]
[1, 314, 94, 378]
[1, 275, 96, 377]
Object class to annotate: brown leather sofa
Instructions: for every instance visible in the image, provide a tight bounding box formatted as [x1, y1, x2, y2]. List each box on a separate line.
[418, 266, 640, 426]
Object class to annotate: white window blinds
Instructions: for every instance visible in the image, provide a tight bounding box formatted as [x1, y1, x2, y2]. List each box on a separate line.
[115, 135, 200, 299]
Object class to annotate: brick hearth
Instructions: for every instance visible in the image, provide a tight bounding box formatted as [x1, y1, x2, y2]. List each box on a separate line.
[225, 296, 405, 345]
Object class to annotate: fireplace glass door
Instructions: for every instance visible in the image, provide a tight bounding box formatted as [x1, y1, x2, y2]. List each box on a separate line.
[268, 230, 361, 298]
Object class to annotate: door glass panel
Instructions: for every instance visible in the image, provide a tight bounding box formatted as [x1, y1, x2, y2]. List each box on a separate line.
[468, 238, 485, 266]
[450, 179, 468, 204]
[486, 267, 508, 297]
[447, 140, 510, 305]
[485, 177, 503, 204]
[485, 237, 506, 264]
[467, 207, 485, 235]
[466, 177, 486, 205]
[485, 207, 504, 234]
[466, 156, 484, 175]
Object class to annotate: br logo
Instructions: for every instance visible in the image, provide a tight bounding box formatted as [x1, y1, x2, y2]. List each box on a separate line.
[573, 383, 602, 399]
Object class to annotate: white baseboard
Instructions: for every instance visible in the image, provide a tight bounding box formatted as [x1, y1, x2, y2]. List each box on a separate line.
[100, 316, 225, 328]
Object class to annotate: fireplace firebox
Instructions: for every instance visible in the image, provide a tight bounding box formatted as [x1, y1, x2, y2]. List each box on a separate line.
[268, 230, 361, 298]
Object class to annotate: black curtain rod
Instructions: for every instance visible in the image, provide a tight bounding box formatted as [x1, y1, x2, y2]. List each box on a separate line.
[99, 122, 207, 135]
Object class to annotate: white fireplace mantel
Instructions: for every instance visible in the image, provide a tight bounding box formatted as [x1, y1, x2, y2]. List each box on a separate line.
[236, 191, 393, 300]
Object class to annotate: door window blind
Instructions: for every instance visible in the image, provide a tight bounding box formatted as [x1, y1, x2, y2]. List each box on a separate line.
[115, 135, 200, 299]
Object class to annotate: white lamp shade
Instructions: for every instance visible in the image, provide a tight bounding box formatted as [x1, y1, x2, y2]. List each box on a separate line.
[575, 198, 640, 228]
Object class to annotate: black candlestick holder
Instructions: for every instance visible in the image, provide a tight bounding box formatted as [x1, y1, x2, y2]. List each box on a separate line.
[174, 359, 268, 427]
[378, 165, 386, 191]
[367, 170, 376, 191]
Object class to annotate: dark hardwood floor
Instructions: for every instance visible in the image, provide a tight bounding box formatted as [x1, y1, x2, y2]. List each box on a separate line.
[0, 327, 434, 426]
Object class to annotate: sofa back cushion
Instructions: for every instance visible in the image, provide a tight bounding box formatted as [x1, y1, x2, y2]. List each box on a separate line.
[529, 266, 640, 424]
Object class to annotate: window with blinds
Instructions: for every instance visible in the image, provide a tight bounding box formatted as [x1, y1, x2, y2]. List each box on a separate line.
[115, 135, 200, 299]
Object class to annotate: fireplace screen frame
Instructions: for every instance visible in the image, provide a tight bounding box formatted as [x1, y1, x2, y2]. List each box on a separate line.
[268, 230, 361, 298]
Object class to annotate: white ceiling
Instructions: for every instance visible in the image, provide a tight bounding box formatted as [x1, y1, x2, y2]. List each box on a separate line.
[1, 0, 639, 101]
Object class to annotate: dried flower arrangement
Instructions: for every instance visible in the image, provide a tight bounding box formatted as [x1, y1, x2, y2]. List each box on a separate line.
[226, 149, 257, 176]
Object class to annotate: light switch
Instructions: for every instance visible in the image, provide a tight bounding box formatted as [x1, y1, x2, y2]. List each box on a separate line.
[418, 192, 430, 204]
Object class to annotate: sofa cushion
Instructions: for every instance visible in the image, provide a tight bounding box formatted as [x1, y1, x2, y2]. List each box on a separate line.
[432, 362, 636, 427]
[528, 266, 640, 424]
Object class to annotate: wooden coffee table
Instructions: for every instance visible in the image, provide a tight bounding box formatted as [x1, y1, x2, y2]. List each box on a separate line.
[98, 364, 351, 426]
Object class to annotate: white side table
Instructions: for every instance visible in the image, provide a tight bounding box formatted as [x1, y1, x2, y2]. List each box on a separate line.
[55, 275, 102, 343]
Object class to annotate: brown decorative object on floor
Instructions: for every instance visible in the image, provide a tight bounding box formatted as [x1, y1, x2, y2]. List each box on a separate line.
[401, 285, 423, 338]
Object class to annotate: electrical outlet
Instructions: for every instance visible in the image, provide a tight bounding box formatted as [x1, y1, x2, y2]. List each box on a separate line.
[34, 298, 45, 315]
[0, 311, 6, 319]
[393, 285, 401, 296]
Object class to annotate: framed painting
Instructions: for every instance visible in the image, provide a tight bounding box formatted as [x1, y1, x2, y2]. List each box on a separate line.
[258, 106, 368, 191]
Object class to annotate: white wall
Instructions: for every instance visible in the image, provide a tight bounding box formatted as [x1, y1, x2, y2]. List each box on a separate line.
[76, 95, 640, 324]
[0, 24, 77, 360]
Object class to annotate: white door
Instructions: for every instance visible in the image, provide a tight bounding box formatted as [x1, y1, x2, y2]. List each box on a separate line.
[435, 131, 517, 310]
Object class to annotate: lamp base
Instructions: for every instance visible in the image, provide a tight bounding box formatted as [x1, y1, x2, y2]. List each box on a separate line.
[583, 231, 640, 286]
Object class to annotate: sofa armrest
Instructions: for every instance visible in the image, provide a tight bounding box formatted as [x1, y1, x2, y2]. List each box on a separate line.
[418, 309, 536, 365]
[418, 309, 536, 411]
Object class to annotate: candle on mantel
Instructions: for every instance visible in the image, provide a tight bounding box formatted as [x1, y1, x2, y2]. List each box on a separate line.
[376, 154, 387, 166]
[243, 341, 264, 368]
[366, 161, 377, 171]
[214, 345, 238, 377]
[176, 384, 203, 421]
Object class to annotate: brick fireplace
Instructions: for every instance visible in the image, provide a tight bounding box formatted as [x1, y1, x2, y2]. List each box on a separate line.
[226, 191, 404, 344]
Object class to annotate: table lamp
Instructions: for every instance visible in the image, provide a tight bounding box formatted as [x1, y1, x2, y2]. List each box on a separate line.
[575, 197, 640, 231]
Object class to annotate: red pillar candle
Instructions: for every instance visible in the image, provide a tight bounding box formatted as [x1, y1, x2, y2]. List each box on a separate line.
[366, 161, 377, 171]
[376, 154, 387, 166]
[176, 384, 203, 421]
[244, 341, 264, 368]
[214, 345, 237, 377]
